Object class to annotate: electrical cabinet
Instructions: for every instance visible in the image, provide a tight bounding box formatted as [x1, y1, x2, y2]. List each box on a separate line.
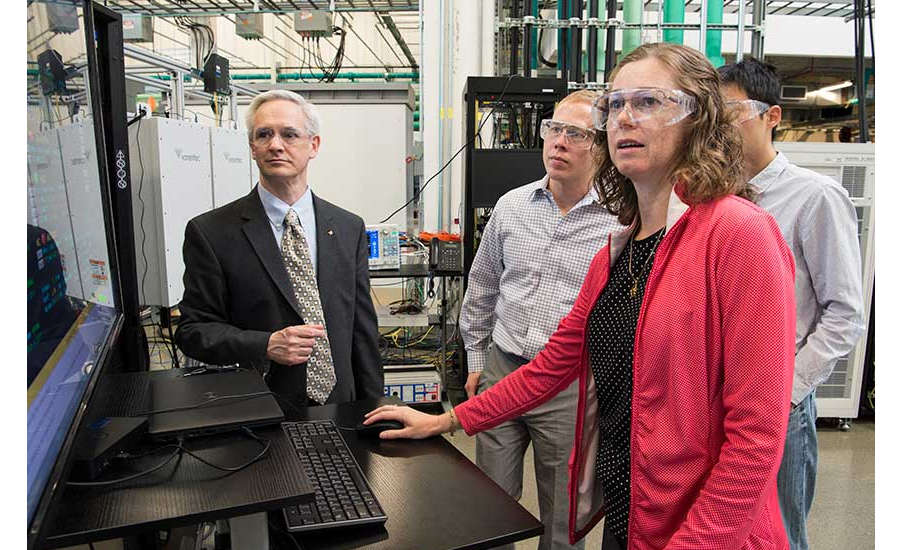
[209, 126, 253, 207]
[235, 13, 265, 40]
[128, 117, 213, 307]
[57, 121, 114, 306]
[122, 15, 154, 43]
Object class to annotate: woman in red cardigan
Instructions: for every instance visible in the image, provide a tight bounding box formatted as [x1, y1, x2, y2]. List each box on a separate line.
[366, 43, 796, 550]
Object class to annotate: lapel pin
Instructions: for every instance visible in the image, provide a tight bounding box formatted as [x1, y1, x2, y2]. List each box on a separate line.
[327, 229, 334, 236]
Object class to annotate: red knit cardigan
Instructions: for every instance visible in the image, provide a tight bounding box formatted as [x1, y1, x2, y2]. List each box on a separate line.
[456, 192, 796, 550]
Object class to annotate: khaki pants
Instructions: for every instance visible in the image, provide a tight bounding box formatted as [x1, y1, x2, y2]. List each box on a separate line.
[475, 345, 583, 550]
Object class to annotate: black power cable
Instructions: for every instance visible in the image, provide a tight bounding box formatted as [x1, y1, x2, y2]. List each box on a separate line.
[131, 390, 276, 417]
[67, 427, 271, 488]
[134, 116, 149, 308]
[379, 74, 519, 223]
[67, 444, 182, 487]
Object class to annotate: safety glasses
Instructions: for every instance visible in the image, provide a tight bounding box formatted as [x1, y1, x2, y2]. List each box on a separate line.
[592, 88, 696, 131]
[725, 99, 772, 124]
[539, 119, 597, 148]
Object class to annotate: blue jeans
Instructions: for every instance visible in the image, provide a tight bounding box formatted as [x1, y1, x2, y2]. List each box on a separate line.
[776, 392, 818, 550]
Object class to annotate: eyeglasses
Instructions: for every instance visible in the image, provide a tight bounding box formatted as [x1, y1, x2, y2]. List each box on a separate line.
[592, 88, 696, 131]
[725, 99, 771, 124]
[539, 119, 597, 148]
[251, 126, 310, 147]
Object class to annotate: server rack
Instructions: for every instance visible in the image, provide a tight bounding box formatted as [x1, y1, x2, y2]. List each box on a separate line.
[461, 76, 567, 274]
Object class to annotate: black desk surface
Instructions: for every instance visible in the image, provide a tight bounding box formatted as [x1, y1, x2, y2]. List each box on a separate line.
[44, 369, 314, 548]
[45, 370, 543, 550]
[281, 398, 543, 550]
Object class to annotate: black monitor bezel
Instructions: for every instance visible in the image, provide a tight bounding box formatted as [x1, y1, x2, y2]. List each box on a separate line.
[26, 2, 127, 547]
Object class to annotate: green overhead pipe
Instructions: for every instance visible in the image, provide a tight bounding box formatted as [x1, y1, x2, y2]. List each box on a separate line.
[622, 0, 643, 57]
[27, 68, 38, 76]
[705, 0, 725, 68]
[149, 74, 193, 82]
[663, 0, 685, 45]
[231, 73, 271, 80]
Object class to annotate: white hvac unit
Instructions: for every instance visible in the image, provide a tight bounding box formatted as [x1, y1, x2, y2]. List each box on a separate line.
[209, 126, 253, 207]
[774, 141, 875, 420]
[27, 127, 82, 300]
[129, 117, 213, 307]
[57, 121, 115, 306]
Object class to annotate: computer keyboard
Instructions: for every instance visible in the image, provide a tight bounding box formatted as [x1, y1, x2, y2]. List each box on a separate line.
[281, 420, 387, 532]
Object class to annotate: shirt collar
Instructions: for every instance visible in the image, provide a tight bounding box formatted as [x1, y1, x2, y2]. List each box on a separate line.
[530, 174, 600, 209]
[749, 151, 790, 194]
[257, 182, 314, 228]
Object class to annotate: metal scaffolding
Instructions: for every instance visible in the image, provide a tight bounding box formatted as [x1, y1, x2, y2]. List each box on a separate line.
[122, 43, 260, 123]
[102, 1, 418, 15]
[496, 0, 870, 87]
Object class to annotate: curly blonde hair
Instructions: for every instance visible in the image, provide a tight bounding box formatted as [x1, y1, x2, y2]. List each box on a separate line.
[594, 43, 751, 226]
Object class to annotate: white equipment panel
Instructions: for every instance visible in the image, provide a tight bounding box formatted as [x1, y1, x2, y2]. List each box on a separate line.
[308, 104, 412, 231]
[384, 370, 441, 404]
[775, 141, 875, 419]
[57, 121, 114, 306]
[209, 126, 254, 207]
[27, 128, 82, 299]
[129, 117, 213, 307]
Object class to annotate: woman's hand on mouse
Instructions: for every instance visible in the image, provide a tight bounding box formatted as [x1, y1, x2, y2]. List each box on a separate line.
[364, 404, 455, 440]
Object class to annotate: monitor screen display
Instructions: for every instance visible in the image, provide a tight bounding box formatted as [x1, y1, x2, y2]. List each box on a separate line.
[26, 0, 119, 532]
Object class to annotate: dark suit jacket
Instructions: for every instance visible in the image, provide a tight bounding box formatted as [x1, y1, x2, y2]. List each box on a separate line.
[175, 187, 383, 404]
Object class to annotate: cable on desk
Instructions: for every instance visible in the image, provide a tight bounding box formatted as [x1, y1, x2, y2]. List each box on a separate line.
[178, 427, 271, 473]
[67, 428, 271, 488]
[66, 445, 183, 487]
[130, 391, 276, 417]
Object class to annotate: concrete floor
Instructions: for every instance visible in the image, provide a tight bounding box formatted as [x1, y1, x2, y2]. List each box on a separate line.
[443, 419, 875, 550]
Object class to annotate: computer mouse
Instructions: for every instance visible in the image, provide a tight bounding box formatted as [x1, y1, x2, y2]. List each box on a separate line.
[355, 419, 404, 436]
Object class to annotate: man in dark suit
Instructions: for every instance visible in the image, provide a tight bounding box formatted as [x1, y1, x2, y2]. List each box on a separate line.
[175, 90, 383, 405]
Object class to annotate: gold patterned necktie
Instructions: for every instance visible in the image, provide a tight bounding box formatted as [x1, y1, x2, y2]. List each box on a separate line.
[281, 209, 335, 403]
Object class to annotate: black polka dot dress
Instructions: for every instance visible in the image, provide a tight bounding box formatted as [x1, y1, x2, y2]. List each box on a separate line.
[587, 228, 665, 549]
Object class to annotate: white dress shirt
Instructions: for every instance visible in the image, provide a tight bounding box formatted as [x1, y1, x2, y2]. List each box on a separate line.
[752, 152, 866, 404]
[257, 182, 318, 274]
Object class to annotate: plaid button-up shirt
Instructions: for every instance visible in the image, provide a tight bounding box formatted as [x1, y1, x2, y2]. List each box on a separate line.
[460, 176, 624, 372]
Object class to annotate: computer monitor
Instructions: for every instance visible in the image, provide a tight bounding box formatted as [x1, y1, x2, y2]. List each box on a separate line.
[26, 2, 126, 547]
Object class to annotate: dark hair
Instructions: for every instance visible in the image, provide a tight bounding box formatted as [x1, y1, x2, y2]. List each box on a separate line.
[593, 43, 751, 226]
[718, 57, 781, 108]
[718, 57, 781, 142]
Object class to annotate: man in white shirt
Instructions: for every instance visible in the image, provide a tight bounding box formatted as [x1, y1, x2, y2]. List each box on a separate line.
[719, 58, 866, 550]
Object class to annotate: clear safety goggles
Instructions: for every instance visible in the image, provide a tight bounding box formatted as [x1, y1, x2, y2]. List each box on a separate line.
[539, 119, 597, 148]
[592, 88, 697, 131]
[725, 99, 771, 124]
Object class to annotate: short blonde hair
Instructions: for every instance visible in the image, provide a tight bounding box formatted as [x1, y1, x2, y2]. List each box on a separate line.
[557, 89, 600, 110]
[245, 89, 321, 141]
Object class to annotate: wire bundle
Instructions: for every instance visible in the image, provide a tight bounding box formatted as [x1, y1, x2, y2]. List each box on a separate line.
[173, 16, 216, 69]
[300, 27, 346, 82]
